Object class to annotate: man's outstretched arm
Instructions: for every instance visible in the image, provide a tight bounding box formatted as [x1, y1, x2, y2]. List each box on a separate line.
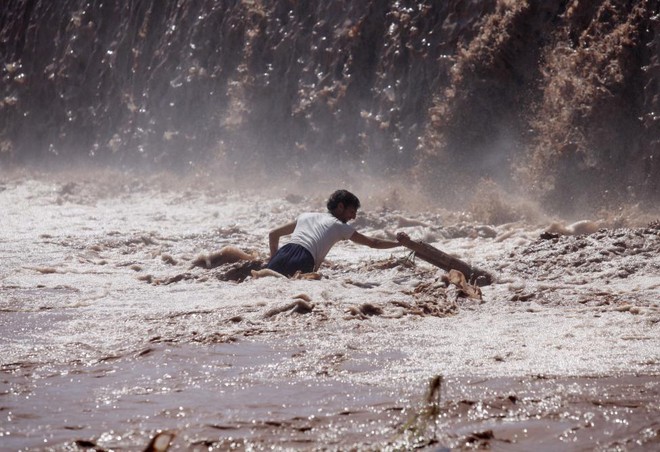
[350, 231, 409, 249]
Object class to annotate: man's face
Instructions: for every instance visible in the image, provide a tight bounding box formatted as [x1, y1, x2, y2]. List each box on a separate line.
[335, 203, 358, 223]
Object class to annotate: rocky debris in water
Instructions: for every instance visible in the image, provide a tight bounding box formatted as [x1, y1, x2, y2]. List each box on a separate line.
[191, 332, 239, 344]
[154, 272, 193, 285]
[505, 226, 660, 308]
[359, 303, 383, 316]
[516, 227, 659, 277]
[73, 440, 100, 449]
[144, 431, 175, 452]
[345, 303, 384, 319]
[363, 256, 419, 271]
[147, 259, 265, 284]
[509, 291, 535, 302]
[263, 300, 314, 318]
[190, 246, 259, 269]
[539, 231, 560, 240]
[161, 254, 177, 265]
[395, 283, 459, 317]
[137, 274, 153, 283]
[292, 293, 312, 302]
[464, 429, 496, 447]
[545, 220, 600, 236]
[214, 260, 264, 282]
[442, 269, 483, 301]
[345, 279, 381, 289]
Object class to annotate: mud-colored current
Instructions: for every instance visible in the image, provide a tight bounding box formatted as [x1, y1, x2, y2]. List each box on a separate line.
[1, 172, 658, 450]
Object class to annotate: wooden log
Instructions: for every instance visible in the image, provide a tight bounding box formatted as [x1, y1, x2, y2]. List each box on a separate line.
[402, 239, 494, 286]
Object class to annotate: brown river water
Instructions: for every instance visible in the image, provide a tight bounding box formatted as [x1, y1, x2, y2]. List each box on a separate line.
[1, 172, 658, 450]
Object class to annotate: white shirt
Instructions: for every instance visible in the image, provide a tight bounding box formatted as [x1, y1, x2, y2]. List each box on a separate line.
[288, 212, 356, 269]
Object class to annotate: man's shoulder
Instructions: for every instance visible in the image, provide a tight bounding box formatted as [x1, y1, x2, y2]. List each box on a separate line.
[300, 212, 354, 231]
[300, 211, 332, 221]
[299, 211, 323, 218]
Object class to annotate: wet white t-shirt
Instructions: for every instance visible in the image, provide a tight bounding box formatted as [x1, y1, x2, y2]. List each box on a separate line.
[288, 212, 356, 269]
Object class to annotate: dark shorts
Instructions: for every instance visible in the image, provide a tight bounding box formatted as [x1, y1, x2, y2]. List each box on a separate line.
[267, 243, 315, 277]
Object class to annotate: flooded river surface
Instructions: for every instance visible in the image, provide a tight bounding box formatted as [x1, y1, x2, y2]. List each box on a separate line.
[1, 172, 658, 450]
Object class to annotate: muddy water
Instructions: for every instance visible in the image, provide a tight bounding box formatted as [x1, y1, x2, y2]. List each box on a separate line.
[1, 173, 659, 450]
[3, 341, 411, 450]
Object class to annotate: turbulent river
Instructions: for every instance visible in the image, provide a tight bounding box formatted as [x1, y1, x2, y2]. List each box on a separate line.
[1, 171, 658, 450]
[1, 1, 659, 449]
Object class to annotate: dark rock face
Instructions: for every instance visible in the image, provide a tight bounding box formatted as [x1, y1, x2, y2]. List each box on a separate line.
[1, 0, 658, 212]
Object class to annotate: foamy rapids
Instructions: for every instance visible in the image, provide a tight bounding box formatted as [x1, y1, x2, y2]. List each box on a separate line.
[1, 174, 658, 450]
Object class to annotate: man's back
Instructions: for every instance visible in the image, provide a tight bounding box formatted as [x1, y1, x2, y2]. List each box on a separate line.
[288, 212, 355, 269]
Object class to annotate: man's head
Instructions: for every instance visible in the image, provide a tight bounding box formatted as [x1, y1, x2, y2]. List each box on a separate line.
[327, 189, 360, 223]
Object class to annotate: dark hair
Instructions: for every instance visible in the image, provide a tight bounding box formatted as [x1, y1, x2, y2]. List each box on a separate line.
[327, 189, 360, 211]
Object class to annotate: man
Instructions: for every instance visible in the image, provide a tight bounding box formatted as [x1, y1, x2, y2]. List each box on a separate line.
[267, 189, 408, 277]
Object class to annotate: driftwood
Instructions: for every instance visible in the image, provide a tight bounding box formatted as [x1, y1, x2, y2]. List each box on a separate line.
[402, 239, 494, 287]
